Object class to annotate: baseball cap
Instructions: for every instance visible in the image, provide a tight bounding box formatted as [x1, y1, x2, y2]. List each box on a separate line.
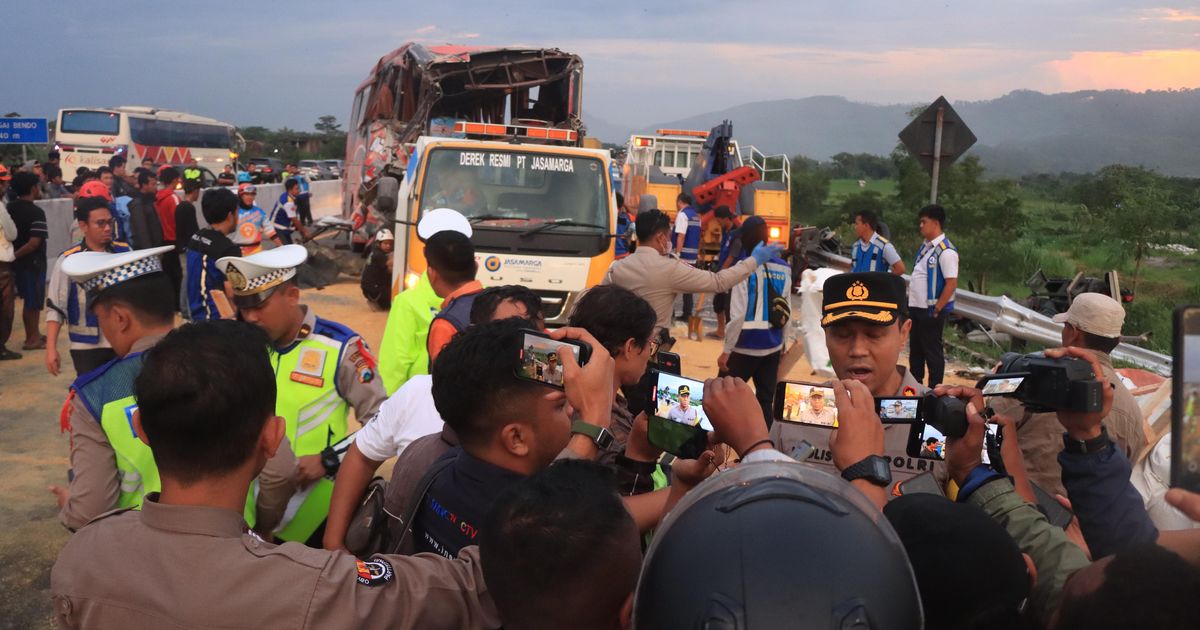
[821, 272, 908, 328]
[0, 164, 11, 181]
[417, 207, 473, 240]
[1052, 293, 1125, 339]
[884, 493, 1031, 629]
[237, 183, 257, 195]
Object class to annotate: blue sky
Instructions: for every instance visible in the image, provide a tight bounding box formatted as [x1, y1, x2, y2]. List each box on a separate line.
[4, 1, 1200, 131]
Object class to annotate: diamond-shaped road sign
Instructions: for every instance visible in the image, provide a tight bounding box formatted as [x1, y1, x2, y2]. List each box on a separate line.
[898, 96, 976, 174]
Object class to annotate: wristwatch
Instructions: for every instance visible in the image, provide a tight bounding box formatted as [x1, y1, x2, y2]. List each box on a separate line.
[841, 455, 893, 487]
[1062, 426, 1110, 455]
[571, 420, 614, 450]
[321, 446, 341, 477]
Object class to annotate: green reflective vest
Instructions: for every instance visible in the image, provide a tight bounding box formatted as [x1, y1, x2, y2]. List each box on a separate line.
[270, 329, 351, 542]
[75, 352, 255, 525]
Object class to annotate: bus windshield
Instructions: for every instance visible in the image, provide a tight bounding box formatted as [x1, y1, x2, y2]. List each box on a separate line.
[420, 148, 608, 229]
[60, 110, 120, 135]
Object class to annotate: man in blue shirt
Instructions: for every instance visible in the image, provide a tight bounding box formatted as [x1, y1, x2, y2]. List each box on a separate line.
[185, 188, 241, 320]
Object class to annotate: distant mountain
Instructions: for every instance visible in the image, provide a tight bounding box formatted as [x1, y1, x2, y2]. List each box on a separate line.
[589, 89, 1200, 177]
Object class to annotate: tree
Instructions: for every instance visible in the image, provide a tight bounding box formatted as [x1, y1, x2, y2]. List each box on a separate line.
[790, 155, 830, 224]
[315, 115, 342, 136]
[1081, 174, 1183, 293]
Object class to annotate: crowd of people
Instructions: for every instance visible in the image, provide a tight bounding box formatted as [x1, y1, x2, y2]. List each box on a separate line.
[0, 154, 320, 366]
[3, 168, 1198, 629]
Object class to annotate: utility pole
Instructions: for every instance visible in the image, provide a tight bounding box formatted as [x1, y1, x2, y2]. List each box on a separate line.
[929, 106, 944, 204]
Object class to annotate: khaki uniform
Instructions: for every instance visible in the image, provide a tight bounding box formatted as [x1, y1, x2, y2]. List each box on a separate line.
[769, 367, 942, 483]
[60, 333, 301, 533]
[602, 247, 757, 332]
[991, 349, 1146, 496]
[51, 495, 500, 629]
[59, 334, 164, 531]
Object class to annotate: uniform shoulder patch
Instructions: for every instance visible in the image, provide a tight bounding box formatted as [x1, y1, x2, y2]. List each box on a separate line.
[313, 317, 357, 344]
[355, 558, 395, 587]
[876, 235, 890, 244]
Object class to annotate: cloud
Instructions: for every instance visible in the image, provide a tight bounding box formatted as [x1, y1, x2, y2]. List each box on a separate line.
[1046, 49, 1200, 92]
[1141, 8, 1200, 21]
[414, 24, 437, 34]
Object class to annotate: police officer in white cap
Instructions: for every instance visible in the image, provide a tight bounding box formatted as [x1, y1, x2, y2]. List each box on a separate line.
[49, 246, 178, 530]
[990, 292, 1146, 496]
[218, 244, 387, 545]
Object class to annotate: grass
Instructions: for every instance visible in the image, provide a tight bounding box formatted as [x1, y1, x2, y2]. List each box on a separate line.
[826, 178, 897, 204]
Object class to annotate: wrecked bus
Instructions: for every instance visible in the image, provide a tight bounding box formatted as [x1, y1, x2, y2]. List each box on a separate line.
[344, 44, 617, 325]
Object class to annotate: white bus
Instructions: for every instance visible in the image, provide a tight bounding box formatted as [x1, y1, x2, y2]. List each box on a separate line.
[54, 106, 243, 174]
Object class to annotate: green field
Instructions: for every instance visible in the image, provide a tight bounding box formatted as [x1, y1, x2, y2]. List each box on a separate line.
[826, 178, 897, 204]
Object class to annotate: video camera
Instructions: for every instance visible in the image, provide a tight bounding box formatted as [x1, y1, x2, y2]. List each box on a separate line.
[978, 352, 1105, 414]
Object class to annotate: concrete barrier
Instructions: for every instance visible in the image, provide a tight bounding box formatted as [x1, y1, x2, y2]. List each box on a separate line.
[36, 180, 343, 259]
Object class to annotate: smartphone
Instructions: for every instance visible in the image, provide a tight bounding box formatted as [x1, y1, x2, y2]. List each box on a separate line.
[773, 381, 839, 428]
[907, 422, 999, 463]
[875, 396, 923, 423]
[654, 350, 681, 376]
[1031, 482, 1075, 529]
[647, 371, 713, 459]
[515, 329, 590, 390]
[894, 471, 945, 498]
[1172, 305, 1200, 492]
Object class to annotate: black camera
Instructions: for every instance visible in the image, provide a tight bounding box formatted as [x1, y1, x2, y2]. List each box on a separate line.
[922, 393, 968, 438]
[978, 352, 1104, 414]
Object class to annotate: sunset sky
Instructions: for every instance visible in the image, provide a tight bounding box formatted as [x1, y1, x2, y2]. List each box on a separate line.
[4, 1, 1199, 129]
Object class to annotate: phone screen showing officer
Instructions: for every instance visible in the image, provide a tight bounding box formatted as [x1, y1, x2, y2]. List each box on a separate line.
[516, 330, 587, 390]
[1172, 305, 1200, 491]
[774, 381, 839, 428]
[875, 397, 922, 422]
[980, 375, 1026, 396]
[909, 422, 998, 463]
[647, 372, 712, 459]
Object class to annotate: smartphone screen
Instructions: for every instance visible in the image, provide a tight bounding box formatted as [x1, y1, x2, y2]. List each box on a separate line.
[652, 372, 713, 431]
[516, 330, 584, 389]
[775, 381, 839, 428]
[647, 372, 712, 459]
[980, 375, 1025, 396]
[876, 397, 921, 422]
[910, 422, 997, 463]
[1173, 305, 1200, 491]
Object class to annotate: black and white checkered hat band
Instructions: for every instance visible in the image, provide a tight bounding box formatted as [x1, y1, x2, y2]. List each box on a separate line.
[242, 267, 295, 294]
[81, 256, 163, 293]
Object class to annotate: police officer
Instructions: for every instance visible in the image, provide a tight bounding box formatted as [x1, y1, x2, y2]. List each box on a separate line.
[907, 204, 958, 387]
[219, 245, 387, 544]
[51, 321, 500, 630]
[851, 209, 904, 274]
[667, 385, 700, 426]
[770, 272, 941, 484]
[49, 246, 178, 530]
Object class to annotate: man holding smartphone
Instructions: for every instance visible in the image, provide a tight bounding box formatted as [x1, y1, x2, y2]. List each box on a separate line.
[770, 272, 938, 484]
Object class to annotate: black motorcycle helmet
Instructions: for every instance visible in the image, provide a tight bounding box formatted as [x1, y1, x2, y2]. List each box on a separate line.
[634, 461, 922, 629]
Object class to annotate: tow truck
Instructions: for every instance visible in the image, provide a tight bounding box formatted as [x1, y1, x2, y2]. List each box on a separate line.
[343, 44, 617, 324]
[622, 122, 792, 243]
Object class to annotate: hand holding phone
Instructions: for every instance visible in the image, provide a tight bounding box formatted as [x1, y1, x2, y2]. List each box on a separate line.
[828, 380, 885, 472]
[699, 376, 769, 457]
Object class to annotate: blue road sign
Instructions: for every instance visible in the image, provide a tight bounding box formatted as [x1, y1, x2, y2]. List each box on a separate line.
[0, 118, 49, 144]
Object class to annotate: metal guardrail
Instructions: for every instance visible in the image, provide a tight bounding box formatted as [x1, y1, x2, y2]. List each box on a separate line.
[809, 249, 1172, 375]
